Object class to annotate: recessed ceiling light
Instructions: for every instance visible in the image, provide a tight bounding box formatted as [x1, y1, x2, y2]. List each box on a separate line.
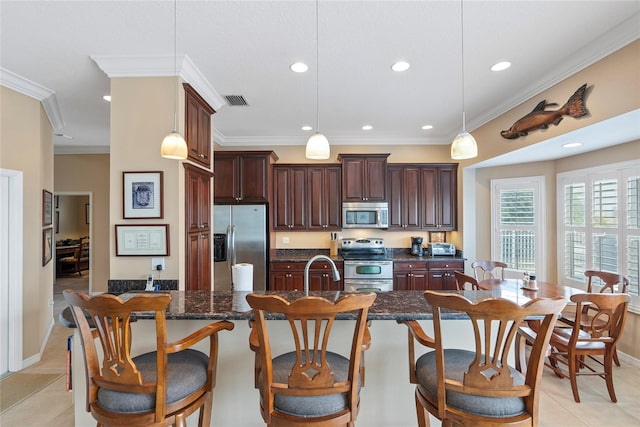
[301, 125, 313, 131]
[391, 61, 410, 72]
[562, 142, 583, 148]
[362, 125, 373, 131]
[290, 62, 309, 73]
[103, 95, 111, 102]
[421, 125, 433, 130]
[490, 61, 511, 72]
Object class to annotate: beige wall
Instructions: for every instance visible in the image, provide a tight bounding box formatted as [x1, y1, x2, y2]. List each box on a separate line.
[0, 86, 54, 362]
[55, 154, 110, 292]
[55, 195, 89, 240]
[109, 77, 187, 285]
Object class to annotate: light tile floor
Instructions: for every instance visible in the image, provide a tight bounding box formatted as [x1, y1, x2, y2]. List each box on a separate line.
[2, 275, 639, 427]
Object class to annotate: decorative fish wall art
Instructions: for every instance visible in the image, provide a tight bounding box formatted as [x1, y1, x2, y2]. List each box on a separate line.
[500, 84, 590, 140]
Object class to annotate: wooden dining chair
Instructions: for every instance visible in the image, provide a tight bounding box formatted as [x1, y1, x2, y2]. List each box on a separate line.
[471, 260, 507, 281]
[246, 292, 376, 426]
[561, 270, 629, 366]
[59, 245, 83, 276]
[64, 289, 234, 427]
[518, 292, 630, 403]
[398, 291, 566, 427]
[454, 271, 479, 291]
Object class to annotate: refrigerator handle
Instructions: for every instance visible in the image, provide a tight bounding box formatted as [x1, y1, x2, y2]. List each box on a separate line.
[226, 225, 232, 271]
[231, 224, 237, 266]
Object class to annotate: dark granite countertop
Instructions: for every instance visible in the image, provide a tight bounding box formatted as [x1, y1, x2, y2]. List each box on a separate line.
[113, 289, 514, 322]
[271, 248, 465, 263]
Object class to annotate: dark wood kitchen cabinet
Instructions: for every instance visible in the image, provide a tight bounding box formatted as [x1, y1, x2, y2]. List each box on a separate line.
[272, 166, 307, 231]
[388, 165, 420, 229]
[307, 165, 341, 230]
[338, 154, 389, 202]
[422, 164, 458, 230]
[393, 261, 428, 290]
[184, 84, 215, 168]
[213, 151, 277, 203]
[184, 163, 212, 291]
[269, 261, 343, 291]
[426, 260, 464, 290]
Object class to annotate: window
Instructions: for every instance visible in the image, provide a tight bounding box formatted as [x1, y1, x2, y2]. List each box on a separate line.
[491, 177, 545, 278]
[558, 160, 640, 298]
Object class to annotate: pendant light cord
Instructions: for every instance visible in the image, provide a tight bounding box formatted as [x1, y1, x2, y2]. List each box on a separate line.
[460, 0, 466, 132]
[173, 0, 178, 132]
[315, 0, 320, 133]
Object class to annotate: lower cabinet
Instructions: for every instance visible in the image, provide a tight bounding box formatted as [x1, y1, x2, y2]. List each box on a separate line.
[393, 259, 464, 290]
[393, 262, 429, 290]
[270, 261, 343, 291]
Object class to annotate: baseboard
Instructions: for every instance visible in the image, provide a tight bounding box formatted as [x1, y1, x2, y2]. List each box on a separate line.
[21, 318, 54, 370]
[618, 351, 640, 368]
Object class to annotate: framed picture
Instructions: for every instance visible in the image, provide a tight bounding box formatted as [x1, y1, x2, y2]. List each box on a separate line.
[42, 227, 53, 266]
[55, 212, 60, 233]
[122, 171, 163, 219]
[429, 231, 446, 243]
[115, 224, 169, 256]
[43, 190, 53, 226]
[85, 203, 90, 224]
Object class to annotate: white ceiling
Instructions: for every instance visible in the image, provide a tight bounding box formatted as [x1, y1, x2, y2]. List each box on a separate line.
[1, 1, 639, 161]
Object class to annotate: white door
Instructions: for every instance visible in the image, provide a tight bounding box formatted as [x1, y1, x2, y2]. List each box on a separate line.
[0, 169, 23, 374]
[0, 174, 9, 375]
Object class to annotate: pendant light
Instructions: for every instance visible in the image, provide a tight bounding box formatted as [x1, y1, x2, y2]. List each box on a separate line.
[160, 0, 188, 160]
[305, 0, 330, 160]
[450, 0, 478, 160]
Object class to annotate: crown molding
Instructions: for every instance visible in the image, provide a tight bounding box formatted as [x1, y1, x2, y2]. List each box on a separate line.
[214, 133, 446, 147]
[467, 12, 640, 132]
[90, 54, 225, 112]
[54, 145, 110, 155]
[0, 67, 65, 131]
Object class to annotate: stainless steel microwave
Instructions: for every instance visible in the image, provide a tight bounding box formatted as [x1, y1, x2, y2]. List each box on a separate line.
[342, 202, 389, 229]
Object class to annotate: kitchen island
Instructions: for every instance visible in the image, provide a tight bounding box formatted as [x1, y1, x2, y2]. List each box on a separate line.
[70, 288, 565, 427]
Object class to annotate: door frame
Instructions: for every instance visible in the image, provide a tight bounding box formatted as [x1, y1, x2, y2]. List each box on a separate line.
[55, 191, 93, 292]
[0, 168, 23, 373]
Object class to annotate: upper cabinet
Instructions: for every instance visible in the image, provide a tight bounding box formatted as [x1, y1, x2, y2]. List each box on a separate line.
[338, 154, 389, 202]
[272, 164, 341, 231]
[213, 151, 278, 203]
[387, 163, 458, 231]
[421, 164, 458, 230]
[273, 166, 307, 231]
[184, 84, 215, 168]
[307, 165, 341, 231]
[388, 165, 421, 229]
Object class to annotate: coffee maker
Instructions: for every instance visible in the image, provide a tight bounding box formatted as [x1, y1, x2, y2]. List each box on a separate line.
[411, 236, 424, 256]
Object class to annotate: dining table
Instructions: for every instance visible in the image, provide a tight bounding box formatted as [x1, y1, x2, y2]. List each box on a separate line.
[477, 278, 585, 304]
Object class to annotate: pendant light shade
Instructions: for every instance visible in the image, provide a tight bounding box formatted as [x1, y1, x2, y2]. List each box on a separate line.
[161, 131, 188, 159]
[161, 0, 187, 160]
[305, 132, 330, 159]
[306, 0, 330, 160]
[450, 0, 478, 160]
[451, 131, 478, 159]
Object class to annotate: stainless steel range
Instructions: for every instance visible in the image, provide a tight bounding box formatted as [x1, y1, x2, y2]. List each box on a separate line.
[341, 238, 393, 292]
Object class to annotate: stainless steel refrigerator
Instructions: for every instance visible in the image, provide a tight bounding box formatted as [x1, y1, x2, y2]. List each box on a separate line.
[213, 204, 267, 291]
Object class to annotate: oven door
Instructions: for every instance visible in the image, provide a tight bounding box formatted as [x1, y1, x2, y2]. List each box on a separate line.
[344, 279, 393, 292]
[343, 260, 393, 280]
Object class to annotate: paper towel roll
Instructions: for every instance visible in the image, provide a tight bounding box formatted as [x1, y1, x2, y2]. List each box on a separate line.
[232, 291, 252, 312]
[232, 263, 253, 292]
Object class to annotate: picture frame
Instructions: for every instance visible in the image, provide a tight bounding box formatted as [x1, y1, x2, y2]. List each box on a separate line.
[42, 227, 53, 266]
[115, 224, 169, 256]
[43, 190, 53, 226]
[122, 171, 163, 219]
[429, 231, 446, 243]
[55, 211, 60, 233]
[85, 203, 90, 224]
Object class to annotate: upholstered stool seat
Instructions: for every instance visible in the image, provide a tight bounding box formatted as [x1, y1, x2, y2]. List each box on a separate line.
[98, 349, 208, 414]
[265, 351, 356, 418]
[416, 349, 526, 418]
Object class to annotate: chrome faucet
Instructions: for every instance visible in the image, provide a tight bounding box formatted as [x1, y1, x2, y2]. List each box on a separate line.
[304, 255, 341, 294]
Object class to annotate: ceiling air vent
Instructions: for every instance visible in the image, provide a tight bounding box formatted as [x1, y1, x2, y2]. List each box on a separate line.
[224, 95, 249, 106]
